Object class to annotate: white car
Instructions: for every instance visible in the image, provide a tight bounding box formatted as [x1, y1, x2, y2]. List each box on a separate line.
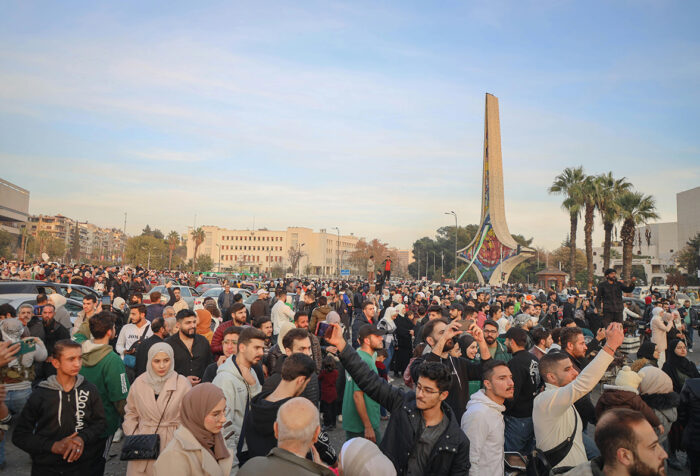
[0, 293, 84, 324]
[193, 287, 251, 311]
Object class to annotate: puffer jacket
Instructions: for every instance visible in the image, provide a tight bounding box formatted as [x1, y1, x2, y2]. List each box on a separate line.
[594, 385, 661, 428]
[640, 392, 679, 442]
[338, 345, 470, 476]
[678, 378, 700, 451]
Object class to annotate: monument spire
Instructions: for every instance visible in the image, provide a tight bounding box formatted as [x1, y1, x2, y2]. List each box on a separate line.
[457, 93, 533, 285]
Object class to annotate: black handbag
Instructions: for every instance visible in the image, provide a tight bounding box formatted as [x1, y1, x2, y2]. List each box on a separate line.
[120, 392, 173, 460]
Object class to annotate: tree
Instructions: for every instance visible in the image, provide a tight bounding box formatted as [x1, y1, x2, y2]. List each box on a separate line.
[595, 172, 632, 272]
[70, 222, 81, 262]
[0, 230, 17, 258]
[580, 175, 598, 291]
[125, 235, 169, 268]
[616, 191, 658, 281]
[549, 167, 586, 285]
[167, 231, 180, 270]
[190, 227, 206, 271]
[408, 225, 479, 281]
[287, 246, 305, 275]
[350, 239, 397, 275]
[550, 246, 587, 274]
[186, 254, 214, 272]
[675, 233, 700, 285]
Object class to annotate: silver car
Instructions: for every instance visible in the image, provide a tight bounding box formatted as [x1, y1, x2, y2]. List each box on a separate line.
[0, 293, 84, 324]
[144, 285, 200, 310]
[193, 287, 251, 311]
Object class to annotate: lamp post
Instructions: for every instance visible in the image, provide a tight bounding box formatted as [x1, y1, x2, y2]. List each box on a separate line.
[445, 211, 458, 281]
[297, 243, 305, 276]
[332, 227, 340, 277]
[215, 244, 221, 272]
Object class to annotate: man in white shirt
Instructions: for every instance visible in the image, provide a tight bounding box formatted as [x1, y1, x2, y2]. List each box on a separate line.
[533, 323, 624, 470]
[116, 304, 153, 357]
[271, 288, 294, 336]
[461, 360, 514, 476]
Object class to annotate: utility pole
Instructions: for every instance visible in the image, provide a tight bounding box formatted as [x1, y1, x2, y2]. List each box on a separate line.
[441, 251, 444, 279]
[121, 212, 127, 265]
[445, 211, 458, 280]
[332, 227, 340, 277]
[216, 244, 221, 272]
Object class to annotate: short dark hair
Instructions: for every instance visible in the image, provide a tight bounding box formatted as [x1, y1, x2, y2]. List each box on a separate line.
[376, 349, 389, 359]
[89, 311, 116, 339]
[238, 327, 266, 348]
[151, 317, 165, 334]
[463, 305, 476, 318]
[133, 304, 146, 316]
[53, 339, 82, 360]
[36, 294, 48, 304]
[82, 294, 97, 303]
[223, 326, 242, 338]
[275, 288, 287, 298]
[483, 319, 499, 330]
[0, 303, 16, 317]
[482, 359, 509, 381]
[560, 327, 583, 351]
[504, 301, 515, 311]
[422, 317, 449, 343]
[427, 305, 442, 315]
[150, 291, 161, 303]
[488, 306, 501, 317]
[505, 327, 529, 347]
[551, 327, 563, 345]
[595, 408, 648, 466]
[280, 353, 316, 381]
[176, 309, 196, 321]
[560, 318, 575, 327]
[531, 327, 551, 346]
[362, 300, 374, 310]
[293, 311, 308, 322]
[230, 302, 246, 314]
[539, 352, 570, 379]
[130, 292, 143, 302]
[317, 296, 327, 306]
[282, 328, 310, 351]
[253, 316, 271, 328]
[416, 361, 452, 393]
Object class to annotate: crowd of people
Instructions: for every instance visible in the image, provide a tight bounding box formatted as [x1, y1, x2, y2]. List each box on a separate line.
[0, 259, 699, 476]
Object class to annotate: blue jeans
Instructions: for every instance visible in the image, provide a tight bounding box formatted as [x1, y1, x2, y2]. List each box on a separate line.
[686, 325, 694, 350]
[385, 342, 395, 374]
[504, 415, 535, 453]
[0, 387, 32, 464]
[582, 429, 601, 460]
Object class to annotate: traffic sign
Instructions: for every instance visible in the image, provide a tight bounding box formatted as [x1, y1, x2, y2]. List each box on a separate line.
[340, 269, 350, 276]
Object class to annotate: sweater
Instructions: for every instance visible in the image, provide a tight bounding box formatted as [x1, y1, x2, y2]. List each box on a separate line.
[461, 390, 505, 476]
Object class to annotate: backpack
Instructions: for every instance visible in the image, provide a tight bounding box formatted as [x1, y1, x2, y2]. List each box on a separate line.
[123, 323, 151, 368]
[526, 408, 578, 476]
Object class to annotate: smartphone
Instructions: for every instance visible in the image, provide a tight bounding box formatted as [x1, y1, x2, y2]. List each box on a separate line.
[457, 319, 475, 332]
[317, 322, 331, 337]
[17, 339, 36, 356]
[101, 296, 112, 306]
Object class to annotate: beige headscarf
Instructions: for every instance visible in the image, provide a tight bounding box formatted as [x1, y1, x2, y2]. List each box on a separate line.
[180, 383, 230, 461]
[146, 342, 175, 395]
[341, 437, 396, 476]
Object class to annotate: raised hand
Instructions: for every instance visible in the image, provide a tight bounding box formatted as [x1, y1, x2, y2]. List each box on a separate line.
[326, 323, 346, 352]
[604, 322, 624, 351]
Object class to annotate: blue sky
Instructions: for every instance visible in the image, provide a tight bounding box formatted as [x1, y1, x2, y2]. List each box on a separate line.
[1, 0, 698, 250]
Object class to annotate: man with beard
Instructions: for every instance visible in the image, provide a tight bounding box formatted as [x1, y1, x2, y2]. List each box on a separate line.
[342, 324, 386, 443]
[482, 319, 512, 362]
[595, 268, 636, 327]
[211, 302, 248, 357]
[562, 408, 667, 476]
[213, 327, 265, 452]
[410, 318, 491, 421]
[166, 309, 213, 386]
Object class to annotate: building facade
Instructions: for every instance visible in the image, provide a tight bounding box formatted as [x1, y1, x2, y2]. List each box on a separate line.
[677, 186, 700, 249]
[0, 178, 30, 235]
[185, 225, 363, 276]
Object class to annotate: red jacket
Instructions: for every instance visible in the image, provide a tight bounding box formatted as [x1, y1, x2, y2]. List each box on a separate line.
[318, 369, 338, 403]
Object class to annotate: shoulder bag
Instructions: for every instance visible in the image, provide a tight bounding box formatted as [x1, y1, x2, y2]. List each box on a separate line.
[120, 391, 173, 460]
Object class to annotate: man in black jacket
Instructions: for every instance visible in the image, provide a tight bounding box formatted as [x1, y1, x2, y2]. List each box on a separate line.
[351, 301, 376, 349]
[503, 327, 540, 453]
[14, 340, 106, 475]
[326, 323, 470, 476]
[409, 318, 490, 421]
[166, 309, 213, 385]
[595, 268, 636, 327]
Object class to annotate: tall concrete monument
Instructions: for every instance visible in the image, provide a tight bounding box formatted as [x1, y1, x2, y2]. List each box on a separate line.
[457, 93, 534, 285]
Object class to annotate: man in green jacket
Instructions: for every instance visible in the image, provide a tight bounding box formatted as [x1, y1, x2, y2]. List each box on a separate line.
[483, 320, 512, 363]
[79, 311, 129, 473]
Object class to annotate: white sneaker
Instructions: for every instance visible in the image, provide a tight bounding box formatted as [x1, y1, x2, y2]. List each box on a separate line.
[689, 349, 693, 353]
[113, 428, 123, 442]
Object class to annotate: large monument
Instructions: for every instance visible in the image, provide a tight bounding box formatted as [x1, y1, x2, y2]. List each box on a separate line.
[457, 93, 534, 285]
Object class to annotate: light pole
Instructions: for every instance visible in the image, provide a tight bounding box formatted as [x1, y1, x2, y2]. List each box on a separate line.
[445, 211, 458, 281]
[297, 243, 305, 276]
[215, 244, 221, 272]
[332, 227, 340, 277]
[441, 251, 444, 279]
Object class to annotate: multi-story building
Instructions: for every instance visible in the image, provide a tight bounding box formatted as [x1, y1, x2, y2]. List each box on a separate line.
[185, 226, 363, 276]
[0, 178, 30, 235]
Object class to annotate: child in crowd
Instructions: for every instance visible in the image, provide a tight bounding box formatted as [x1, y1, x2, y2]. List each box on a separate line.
[375, 349, 390, 420]
[319, 354, 339, 430]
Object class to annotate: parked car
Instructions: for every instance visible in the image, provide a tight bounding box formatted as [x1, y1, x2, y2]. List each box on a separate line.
[0, 293, 84, 324]
[194, 283, 220, 293]
[243, 293, 296, 313]
[0, 280, 62, 296]
[56, 283, 101, 301]
[142, 285, 199, 310]
[193, 287, 251, 311]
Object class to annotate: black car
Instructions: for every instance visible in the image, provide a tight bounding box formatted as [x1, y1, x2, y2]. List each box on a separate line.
[0, 280, 63, 296]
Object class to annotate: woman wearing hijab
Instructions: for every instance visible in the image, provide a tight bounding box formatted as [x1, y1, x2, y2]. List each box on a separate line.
[631, 340, 660, 371]
[650, 307, 674, 367]
[195, 309, 214, 343]
[123, 342, 191, 476]
[662, 338, 700, 470]
[154, 383, 232, 476]
[457, 334, 483, 397]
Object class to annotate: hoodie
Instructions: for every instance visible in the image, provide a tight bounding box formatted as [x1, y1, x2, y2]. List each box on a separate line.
[679, 378, 700, 451]
[212, 356, 262, 450]
[594, 384, 661, 428]
[13, 374, 106, 470]
[237, 389, 292, 465]
[79, 341, 129, 437]
[460, 389, 506, 476]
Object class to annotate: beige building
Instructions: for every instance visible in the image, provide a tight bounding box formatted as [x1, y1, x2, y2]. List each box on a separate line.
[186, 225, 363, 276]
[0, 178, 30, 235]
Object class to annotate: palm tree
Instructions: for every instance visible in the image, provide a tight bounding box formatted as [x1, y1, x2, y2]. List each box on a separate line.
[167, 231, 179, 270]
[549, 167, 585, 285]
[594, 172, 632, 272]
[581, 175, 599, 291]
[616, 191, 659, 281]
[190, 227, 206, 271]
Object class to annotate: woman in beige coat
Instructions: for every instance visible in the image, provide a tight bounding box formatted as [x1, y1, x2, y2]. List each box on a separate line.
[650, 307, 674, 367]
[123, 342, 191, 476]
[154, 383, 232, 476]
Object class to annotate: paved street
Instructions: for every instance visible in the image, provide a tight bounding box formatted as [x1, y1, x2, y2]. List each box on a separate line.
[3, 342, 698, 475]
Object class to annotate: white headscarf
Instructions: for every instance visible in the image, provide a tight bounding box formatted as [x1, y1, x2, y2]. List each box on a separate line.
[146, 342, 175, 395]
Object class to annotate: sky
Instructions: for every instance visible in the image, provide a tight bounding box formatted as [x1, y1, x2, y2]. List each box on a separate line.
[1, 0, 699, 251]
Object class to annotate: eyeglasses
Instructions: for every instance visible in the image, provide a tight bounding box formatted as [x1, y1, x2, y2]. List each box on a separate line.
[483, 329, 498, 334]
[415, 383, 440, 395]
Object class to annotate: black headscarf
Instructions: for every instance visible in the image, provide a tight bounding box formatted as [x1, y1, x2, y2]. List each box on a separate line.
[458, 334, 476, 361]
[637, 340, 657, 362]
[662, 339, 700, 392]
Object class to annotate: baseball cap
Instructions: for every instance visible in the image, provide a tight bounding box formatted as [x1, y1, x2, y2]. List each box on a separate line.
[358, 324, 387, 342]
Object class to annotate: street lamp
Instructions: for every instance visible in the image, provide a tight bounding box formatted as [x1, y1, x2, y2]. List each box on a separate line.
[215, 244, 221, 272]
[445, 211, 458, 281]
[331, 227, 340, 277]
[297, 243, 305, 276]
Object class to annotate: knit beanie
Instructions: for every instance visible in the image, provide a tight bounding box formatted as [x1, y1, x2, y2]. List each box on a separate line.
[615, 366, 642, 392]
[340, 438, 396, 476]
[638, 366, 674, 395]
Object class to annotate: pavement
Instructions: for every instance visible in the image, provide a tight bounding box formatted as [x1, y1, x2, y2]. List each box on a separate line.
[3, 340, 698, 475]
